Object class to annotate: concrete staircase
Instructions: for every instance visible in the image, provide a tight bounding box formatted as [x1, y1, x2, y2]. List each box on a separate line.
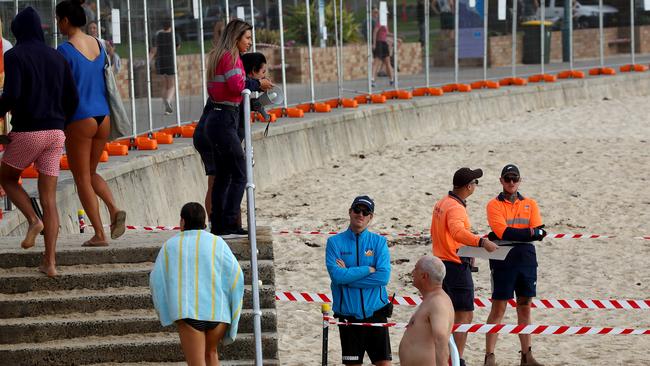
[0, 228, 279, 365]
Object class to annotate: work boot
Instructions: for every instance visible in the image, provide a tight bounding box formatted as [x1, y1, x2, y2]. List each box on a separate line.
[484, 353, 497, 366]
[459, 359, 466, 366]
[520, 347, 543, 366]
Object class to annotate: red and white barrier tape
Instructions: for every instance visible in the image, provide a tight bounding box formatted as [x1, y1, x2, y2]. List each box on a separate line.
[323, 317, 650, 334]
[277, 291, 650, 309]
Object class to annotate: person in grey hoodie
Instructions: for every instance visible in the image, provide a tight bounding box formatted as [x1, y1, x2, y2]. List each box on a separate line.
[0, 7, 79, 277]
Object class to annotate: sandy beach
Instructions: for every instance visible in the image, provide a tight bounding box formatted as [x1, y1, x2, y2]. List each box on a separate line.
[255, 94, 650, 365]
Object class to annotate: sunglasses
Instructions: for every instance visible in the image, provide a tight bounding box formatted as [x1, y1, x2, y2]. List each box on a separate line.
[503, 176, 520, 183]
[352, 207, 372, 216]
[469, 179, 479, 186]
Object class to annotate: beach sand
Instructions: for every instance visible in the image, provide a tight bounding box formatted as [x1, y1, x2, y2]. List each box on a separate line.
[255, 94, 650, 365]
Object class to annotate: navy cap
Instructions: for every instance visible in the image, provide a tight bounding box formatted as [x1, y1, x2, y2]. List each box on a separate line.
[453, 168, 483, 187]
[501, 164, 520, 177]
[351, 195, 375, 213]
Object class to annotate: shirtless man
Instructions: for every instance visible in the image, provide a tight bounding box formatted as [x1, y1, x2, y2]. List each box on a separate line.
[399, 256, 455, 366]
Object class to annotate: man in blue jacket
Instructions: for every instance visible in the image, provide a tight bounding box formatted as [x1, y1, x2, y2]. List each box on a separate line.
[326, 195, 392, 366]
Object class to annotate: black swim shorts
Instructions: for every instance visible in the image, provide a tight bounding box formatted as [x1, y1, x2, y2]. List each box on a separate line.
[337, 313, 392, 364]
[442, 259, 475, 311]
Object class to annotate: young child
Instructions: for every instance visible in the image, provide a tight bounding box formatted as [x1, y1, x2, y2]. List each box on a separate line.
[241, 52, 274, 124]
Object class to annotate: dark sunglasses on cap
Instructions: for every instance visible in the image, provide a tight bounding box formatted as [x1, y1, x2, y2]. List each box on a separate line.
[352, 206, 372, 216]
[503, 176, 520, 183]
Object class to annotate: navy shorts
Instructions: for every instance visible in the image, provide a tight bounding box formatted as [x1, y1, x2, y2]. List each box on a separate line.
[442, 260, 475, 311]
[491, 265, 537, 300]
[337, 313, 392, 364]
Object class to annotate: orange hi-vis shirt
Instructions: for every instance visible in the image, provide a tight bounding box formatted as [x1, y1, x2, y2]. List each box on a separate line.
[430, 192, 481, 264]
[486, 192, 542, 238]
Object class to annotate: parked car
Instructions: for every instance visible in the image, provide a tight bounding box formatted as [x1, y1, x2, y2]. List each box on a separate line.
[174, 5, 226, 41]
[540, 0, 619, 28]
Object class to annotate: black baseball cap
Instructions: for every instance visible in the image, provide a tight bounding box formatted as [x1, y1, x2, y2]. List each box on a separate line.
[453, 168, 483, 187]
[351, 195, 375, 213]
[501, 164, 520, 177]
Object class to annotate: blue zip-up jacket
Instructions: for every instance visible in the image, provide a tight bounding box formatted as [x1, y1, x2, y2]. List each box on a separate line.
[326, 228, 391, 319]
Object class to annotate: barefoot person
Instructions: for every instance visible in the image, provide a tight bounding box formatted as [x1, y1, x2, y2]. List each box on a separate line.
[399, 256, 454, 366]
[430, 167, 499, 366]
[0, 7, 79, 277]
[56, 0, 126, 246]
[150, 202, 244, 366]
[483, 165, 547, 366]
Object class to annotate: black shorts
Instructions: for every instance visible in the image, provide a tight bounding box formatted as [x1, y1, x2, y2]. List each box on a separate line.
[491, 265, 537, 300]
[337, 314, 392, 364]
[442, 260, 475, 311]
[373, 41, 390, 59]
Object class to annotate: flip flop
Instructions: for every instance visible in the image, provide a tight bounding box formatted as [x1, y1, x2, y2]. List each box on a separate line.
[111, 210, 127, 240]
[82, 239, 109, 247]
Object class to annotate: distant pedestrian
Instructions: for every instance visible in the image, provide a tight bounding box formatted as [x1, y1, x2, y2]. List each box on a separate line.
[150, 18, 180, 115]
[56, 0, 126, 247]
[0, 7, 79, 277]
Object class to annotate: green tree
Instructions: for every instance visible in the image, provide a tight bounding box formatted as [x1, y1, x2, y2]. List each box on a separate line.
[285, 1, 361, 46]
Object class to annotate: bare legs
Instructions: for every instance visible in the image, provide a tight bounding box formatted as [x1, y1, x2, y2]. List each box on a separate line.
[485, 298, 533, 355]
[66, 117, 122, 246]
[0, 163, 58, 276]
[454, 310, 473, 360]
[371, 56, 394, 85]
[177, 320, 228, 366]
[162, 74, 176, 113]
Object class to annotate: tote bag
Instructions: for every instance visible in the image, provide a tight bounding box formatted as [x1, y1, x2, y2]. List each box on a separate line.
[100, 41, 131, 140]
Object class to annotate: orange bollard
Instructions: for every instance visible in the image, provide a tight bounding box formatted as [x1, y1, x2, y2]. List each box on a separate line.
[99, 150, 109, 162]
[620, 64, 632, 72]
[512, 77, 528, 86]
[265, 113, 278, 122]
[153, 132, 174, 144]
[115, 138, 133, 148]
[485, 80, 500, 89]
[286, 108, 304, 118]
[314, 103, 332, 113]
[60, 155, 70, 170]
[136, 137, 158, 150]
[557, 70, 572, 79]
[589, 68, 601, 76]
[457, 84, 472, 92]
[162, 126, 182, 137]
[21, 165, 39, 179]
[499, 78, 512, 86]
[324, 99, 340, 108]
[371, 94, 387, 103]
[634, 64, 648, 72]
[442, 84, 458, 93]
[268, 108, 284, 117]
[470, 81, 485, 89]
[107, 143, 129, 156]
[189, 121, 198, 128]
[412, 87, 428, 96]
[397, 90, 412, 99]
[528, 74, 543, 83]
[601, 67, 616, 75]
[543, 74, 557, 82]
[571, 70, 585, 79]
[180, 125, 195, 138]
[342, 98, 359, 108]
[382, 90, 397, 99]
[296, 103, 312, 113]
[428, 87, 444, 96]
[354, 95, 369, 104]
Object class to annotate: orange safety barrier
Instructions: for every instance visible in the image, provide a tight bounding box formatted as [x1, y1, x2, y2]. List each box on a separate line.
[589, 68, 601, 76]
[572, 70, 585, 78]
[620, 64, 633, 72]
[342, 98, 358, 108]
[382, 90, 397, 99]
[161, 126, 182, 137]
[115, 138, 133, 149]
[557, 70, 572, 79]
[286, 108, 305, 118]
[136, 137, 158, 150]
[428, 87, 444, 96]
[412, 87, 428, 96]
[485, 80, 500, 89]
[268, 108, 284, 117]
[500, 78, 512, 86]
[470, 81, 485, 89]
[634, 64, 648, 72]
[354, 95, 369, 104]
[397, 90, 412, 99]
[457, 84, 472, 92]
[21, 165, 39, 179]
[189, 121, 198, 128]
[371, 94, 387, 103]
[60, 155, 70, 170]
[263, 112, 278, 122]
[180, 125, 195, 138]
[543, 74, 557, 82]
[442, 83, 458, 93]
[296, 103, 312, 113]
[601, 67, 616, 75]
[99, 150, 109, 162]
[324, 99, 340, 108]
[153, 132, 174, 144]
[314, 103, 332, 113]
[621, 64, 649, 72]
[528, 74, 543, 83]
[512, 77, 528, 86]
[106, 143, 129, 156]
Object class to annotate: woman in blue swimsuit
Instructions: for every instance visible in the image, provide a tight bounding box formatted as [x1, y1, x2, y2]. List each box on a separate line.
[56, 0, 125, 247]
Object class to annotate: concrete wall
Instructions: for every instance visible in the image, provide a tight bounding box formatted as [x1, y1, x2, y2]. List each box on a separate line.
[3, 72, 650, 236]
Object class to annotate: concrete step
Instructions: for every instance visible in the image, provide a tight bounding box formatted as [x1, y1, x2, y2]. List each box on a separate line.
[0, 285, 277, 318]
[0, 331, 278, 364]
[0, 308, 277, 344]
[0, 228, 274, 269]
[0, 260, 275, 294]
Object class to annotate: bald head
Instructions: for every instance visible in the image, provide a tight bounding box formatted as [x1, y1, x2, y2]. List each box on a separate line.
[416, 255, 446, 284]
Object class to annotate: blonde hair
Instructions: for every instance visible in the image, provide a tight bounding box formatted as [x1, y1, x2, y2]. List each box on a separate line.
[206, 19, 252, 80]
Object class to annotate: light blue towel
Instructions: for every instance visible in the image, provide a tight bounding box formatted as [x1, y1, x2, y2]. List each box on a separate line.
[150, 230, 244, 344]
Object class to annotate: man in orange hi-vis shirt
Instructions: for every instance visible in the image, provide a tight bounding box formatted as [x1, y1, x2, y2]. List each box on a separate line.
[483, 165, 547, 366]
[431, 167, 498, 366]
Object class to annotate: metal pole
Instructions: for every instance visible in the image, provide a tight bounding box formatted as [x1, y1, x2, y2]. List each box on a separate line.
[569, 0, 574, 70]
[170, 0, 181, 125]
[226, 0, 230, 21]
[305, 0, 316, 105]
[126, 0, 137, 135]
[144, 0, 153, 131]
[512, 0, 517, 77]
[539, 0, 546, 75]
[14, 0, 18, 15]
[367, 0, 373, 94]
[483, 0, 488, 81]
[97, 0, 101, 38]
[599, 0, 604, 67]
[241, 89, 264, 366]
[250, 0, 256, 52]
[630, 0, 635, 65]
[53, 0, 58, 47]
[278, 0, 288, 109]
[340, 0, 344, 89]
[454, 0, 459, 83]
[199, 0, 207, 103]
[321, 305, 331, 366]
[333, 0, 342, 100]
[425, 0, 430, 87]
[392, 0, 398, 89]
